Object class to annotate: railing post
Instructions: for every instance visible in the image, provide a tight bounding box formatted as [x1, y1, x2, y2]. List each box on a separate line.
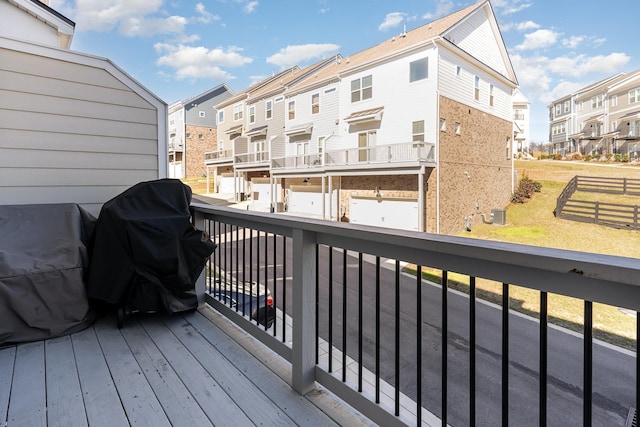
[292, 228, 317, 394]
[192, 208, 207, 309]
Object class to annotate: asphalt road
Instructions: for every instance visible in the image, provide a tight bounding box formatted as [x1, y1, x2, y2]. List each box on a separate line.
[215, 232, 634, 427]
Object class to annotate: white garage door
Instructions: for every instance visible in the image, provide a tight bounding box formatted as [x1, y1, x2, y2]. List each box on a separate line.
[218, 176, 245, 194]
[288, 189, 337, 218]
[349, 197, 419, 231]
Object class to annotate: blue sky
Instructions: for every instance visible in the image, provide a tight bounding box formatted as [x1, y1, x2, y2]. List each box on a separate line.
[51, 0, 638, 144]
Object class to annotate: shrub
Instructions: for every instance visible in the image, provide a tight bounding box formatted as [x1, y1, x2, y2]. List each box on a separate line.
[511, 175, 542, 204]
[553, 153, 562, 160]
[571, 152, 582, 160]
[584, 154, 592, 161]
[622, 154, 630, 163]
[605, 153, 613, 161]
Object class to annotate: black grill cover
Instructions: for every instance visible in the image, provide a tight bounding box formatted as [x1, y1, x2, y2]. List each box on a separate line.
[86, 179, 215, 313]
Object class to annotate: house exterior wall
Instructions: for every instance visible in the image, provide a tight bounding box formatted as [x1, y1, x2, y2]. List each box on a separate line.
[446, 7, 509, 78]
[339, 47, 439, 148]
[0, 38, 166, 216]
[437, 95, 513, 235]
[438, 49, 513, 123]
[287, 81, 341, 155]
[185, 124, 217, 178]
[0, 1, 73, 49]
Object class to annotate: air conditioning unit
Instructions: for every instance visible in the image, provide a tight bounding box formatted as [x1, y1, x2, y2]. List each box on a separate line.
[491, 208, 506, 225]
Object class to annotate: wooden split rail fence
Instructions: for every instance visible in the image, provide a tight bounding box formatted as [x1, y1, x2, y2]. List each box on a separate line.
[555, 176, 640, 230]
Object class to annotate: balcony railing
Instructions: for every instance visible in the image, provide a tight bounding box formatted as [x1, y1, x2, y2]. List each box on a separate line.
[272, 153, 323, 170]
[325, 141, 435, 169]
[191, 204, 640, 426]
[168, 142, 184, 151]
[205, 149, 234, 163]
[234, 150, 270, 167]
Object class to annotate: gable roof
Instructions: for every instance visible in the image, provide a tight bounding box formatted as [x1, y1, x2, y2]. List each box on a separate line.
[183, 83, 234, 109]
[216, 67, 299, 109]
[287, 0, 516, 94]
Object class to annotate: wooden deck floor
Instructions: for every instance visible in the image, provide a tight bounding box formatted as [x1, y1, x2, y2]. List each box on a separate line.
[0, 307, 371, 427]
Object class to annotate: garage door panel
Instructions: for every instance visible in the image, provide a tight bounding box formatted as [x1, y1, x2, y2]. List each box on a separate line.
[350, 197, 419, 231]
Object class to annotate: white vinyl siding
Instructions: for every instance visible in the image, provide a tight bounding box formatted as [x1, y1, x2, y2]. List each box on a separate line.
[0, 39, 164, 216]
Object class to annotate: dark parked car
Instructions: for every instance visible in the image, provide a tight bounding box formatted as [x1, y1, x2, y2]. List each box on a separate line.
[213, 279, 275, 328]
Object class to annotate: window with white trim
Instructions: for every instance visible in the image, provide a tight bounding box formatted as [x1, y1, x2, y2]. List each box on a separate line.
[409, 58, 428, 82]
[199, 111, 206, 118]
[489, 84, 494, 107]
[564, 100, 570, 113]
[217, 110, 224, 124]
[351, 75, 373, 103]
[412, 120, 425, 142]
[629, 88, 640, 104]
[248, 106, 255, 124]
[610, 95, 618, 107]
[233, 103, 243, 121]
[474, 76, 480, 101]
[456, 65, 461, 77]
[555, 104, 561, 116]
[439, 118, 446, 131]
[311, 93, 320, 114]
[288, 101, 295, 120]
[266, 100, 273, 119]
[455, 122, 461, 135]
[591, 94, 603, 108]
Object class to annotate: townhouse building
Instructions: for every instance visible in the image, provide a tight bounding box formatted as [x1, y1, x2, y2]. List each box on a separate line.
[548, 70, 640, 159]
[168, 85, 233, 179]
[512, 89, 531, 156]
[206, 0, 518, 235]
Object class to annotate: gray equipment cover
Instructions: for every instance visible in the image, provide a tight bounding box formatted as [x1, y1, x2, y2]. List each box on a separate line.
[0, 203, 95, 345]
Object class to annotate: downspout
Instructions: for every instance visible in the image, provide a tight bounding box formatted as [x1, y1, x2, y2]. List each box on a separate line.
[418, 165, 425, 232]
[432, 38, 441, 234]
[321, 176, 326, 220]
[328, 175, 333, 221]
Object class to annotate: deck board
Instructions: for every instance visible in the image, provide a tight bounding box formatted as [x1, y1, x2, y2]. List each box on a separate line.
[119, 321, 213, 427]
[0, 346, 16, 425]
[0, 307, 366, 426]
[45, 336, 88, 427]
[71, 325, 130, 427]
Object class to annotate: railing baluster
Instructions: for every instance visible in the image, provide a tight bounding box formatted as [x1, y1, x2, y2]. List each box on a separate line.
[540, 291, 548, 427]
[273, 232, 277, 336]
[342, 249, 348, 383]
[395, 259, 400, 416]
[249, 228, 253, 319]
[584, 301, 593, 427]
[282, 236, 287, 342]
[637, 312, 640, 427]
[417, 265, 422, 426]
[315, 244, 319, 364]
[264, 231, 269, 331]
[242, 227, 247, 316]
[376, 256, 381, 404]
[470, 276, 476, 427]
[235, 225, 239, 312]
[503, 282, 510, 427]
[358, 253, 363, 393]
[442, 270, 448, 425]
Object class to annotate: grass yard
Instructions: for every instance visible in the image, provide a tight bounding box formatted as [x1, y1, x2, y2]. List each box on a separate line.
[436, 160, 640, 350]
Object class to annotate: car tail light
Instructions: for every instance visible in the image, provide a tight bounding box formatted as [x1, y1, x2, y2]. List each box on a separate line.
[267, 295, 273, 307]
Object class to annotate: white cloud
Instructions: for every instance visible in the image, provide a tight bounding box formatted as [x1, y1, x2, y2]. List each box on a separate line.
[73, 0, 163, 32]
[516, 21, 540, 31]
[515, 29, 559, 50]
[119, 15, 187, 37]
[378, 12, 407, 31]
[422, 0, 454, 20]
[562, 35, 585, 49]
[244, 1, 259, 14]
[492, 0, 532, 15]
[195, 3, 220, 24]
[511, 52, 631, 102]
[266, 43, 340, 68]
[155, 43, 253, 80]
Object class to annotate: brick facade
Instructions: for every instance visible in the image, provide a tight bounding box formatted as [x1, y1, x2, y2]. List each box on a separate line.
[185, 125, 217, 178]
[437, 96, 514, 234]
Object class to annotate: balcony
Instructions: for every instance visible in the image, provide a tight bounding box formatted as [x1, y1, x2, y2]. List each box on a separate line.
[325, 141, 435, 172]
[272, 153, 323, 171]
[168, 142, 184, 152]
[204, 148, 234, 165]
[234, 150, 270, 170]
[3, 204, 639, 426]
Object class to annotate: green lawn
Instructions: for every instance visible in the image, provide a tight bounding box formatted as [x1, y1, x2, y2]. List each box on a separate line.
[432, 160, 640, 350]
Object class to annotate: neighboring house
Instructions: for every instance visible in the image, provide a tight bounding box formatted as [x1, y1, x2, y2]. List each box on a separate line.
[168, 85, 233, 179]
[205, 0, 518, 235]
[546, 72, 640, 158]
[0, 0, 167, 216]
[0, 0, 73, 49]
[512, 89, 530, 157]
